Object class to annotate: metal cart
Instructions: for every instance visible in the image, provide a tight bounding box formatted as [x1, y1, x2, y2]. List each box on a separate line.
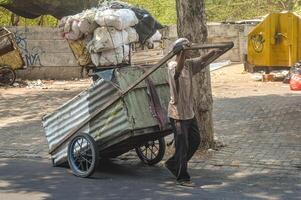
[42, 41, 233, 178]
[0, 27, 26, 86]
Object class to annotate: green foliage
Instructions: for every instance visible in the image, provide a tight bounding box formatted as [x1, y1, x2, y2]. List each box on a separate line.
[125, 0, 176, 25]
[206, 0, 301, 21]
[206, 0, 281, 21]
[0, 0, 11, 4]
[0, 7, 58, 26]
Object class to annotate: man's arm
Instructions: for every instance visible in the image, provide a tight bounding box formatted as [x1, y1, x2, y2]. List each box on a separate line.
[174, 50, 185, 80]
[186, 49, 222, 75]
[167, 63, 179, 104]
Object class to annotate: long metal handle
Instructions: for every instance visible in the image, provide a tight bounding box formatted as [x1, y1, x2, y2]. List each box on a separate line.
[184, 42, 234, 51]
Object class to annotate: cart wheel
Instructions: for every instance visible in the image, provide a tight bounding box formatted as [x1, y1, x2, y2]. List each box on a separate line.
[0, 66, 16, 86]
[67, 134, 99, 178]
[135, 138, 166, 166]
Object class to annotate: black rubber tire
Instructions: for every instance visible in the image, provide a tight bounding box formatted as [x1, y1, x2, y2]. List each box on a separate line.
[0, 66, 16, 86]
[135, 137, 166, 166]
[67, 133, 99, 178]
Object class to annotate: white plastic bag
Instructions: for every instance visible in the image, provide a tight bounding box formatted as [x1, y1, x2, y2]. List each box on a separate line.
[91, 53, 100, 66]
[99, 45, 130, 66]
[90, 45, 130, 67]
[78, 20, 98, 35]
[64, 20, 83, 40]
[148, 30, 162, 42]
[126, 27, 139, 43]
[78, 9, 98, 34]
[88, 27, 129, 52]
[95, 9, 138, 30]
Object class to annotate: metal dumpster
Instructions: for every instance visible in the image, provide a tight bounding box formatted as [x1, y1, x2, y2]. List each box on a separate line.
[247, 12, 301, 72]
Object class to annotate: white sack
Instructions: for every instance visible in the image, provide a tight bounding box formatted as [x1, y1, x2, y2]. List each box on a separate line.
[91, 45, 130, 67]
[78, 20, 98, 35]
[126, 27, 139, 43]
[78, 9, 99, 34]
[95, 9, 138, 30]
[147, 30, 162, 43]
[91, 53, 100, 66]
[88, 27, 129, 52]
[64, 20, 83, 40]
[99, 45, 130, 66]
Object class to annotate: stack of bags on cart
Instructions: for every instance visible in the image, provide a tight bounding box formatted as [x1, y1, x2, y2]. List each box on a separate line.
[59, 1, 163, 67]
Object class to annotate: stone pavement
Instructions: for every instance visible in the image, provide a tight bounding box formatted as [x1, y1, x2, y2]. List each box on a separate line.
[0, 65, 300, 199]
[0, 80, 91, 159]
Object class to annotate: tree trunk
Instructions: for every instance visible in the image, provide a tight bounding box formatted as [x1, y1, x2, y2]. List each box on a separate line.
[176, 0, 214, 149]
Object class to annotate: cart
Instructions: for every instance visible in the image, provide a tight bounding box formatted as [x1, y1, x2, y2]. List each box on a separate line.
[42, 40, 233, 178]
[0, 27, 26, 86]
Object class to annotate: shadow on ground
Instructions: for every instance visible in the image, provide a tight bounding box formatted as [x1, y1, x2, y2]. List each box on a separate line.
[0, 158, 300, 200]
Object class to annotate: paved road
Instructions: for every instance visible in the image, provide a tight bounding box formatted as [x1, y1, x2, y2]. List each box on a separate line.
[0, 158, 300, 200]
[0, 65, 301, 199]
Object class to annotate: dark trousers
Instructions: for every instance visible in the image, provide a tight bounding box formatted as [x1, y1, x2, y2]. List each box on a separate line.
[166, 117, 201, 181]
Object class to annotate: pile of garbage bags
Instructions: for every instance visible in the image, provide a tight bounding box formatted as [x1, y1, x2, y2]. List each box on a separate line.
[59, 1, 164, 67]
[283, 61, 301, 90]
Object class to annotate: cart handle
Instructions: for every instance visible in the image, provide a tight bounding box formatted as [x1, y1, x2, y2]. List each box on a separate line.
[48, 41, 234, 154]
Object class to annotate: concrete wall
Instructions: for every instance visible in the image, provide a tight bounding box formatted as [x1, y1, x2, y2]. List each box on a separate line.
[7, 26, 82, 80]
[162, 23, 256, 62]
[6, 24, 256, 80]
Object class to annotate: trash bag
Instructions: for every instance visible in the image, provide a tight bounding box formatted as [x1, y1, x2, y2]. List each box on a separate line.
[78, 19, 98, 35]
[102, 1, 164, 44]
[148, 30, 162, 43]
[283, 61, 301, 83]
[91, 45, 129, 67]
[126, 27, 139, 43]
[87, 27, 127, 52]
[290, 74, 301, 90]
[64, 20, 83, 40]
[59, 14, 84, 40]
[94, 8, 138, 30]
[99, 45, 129, 66]
[145, 30, 162, 48]
[87, 27, 138, 52]
[78, 9, 98, 35]
[130, 7, 164, 44]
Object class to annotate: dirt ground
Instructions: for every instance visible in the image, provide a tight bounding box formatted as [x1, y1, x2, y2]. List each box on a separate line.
[211, 64, 301, 98]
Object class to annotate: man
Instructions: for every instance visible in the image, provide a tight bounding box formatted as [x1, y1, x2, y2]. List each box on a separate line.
[165, 38, 221, 187]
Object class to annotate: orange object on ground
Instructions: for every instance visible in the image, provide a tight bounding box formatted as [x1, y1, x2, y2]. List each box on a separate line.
[290, 74, 301, 90]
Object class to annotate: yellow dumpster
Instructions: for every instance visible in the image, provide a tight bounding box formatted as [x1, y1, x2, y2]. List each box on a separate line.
[247, 12, 301, 71]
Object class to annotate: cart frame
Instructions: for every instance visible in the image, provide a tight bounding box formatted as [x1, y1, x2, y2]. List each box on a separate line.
[0, 27, 26, 86]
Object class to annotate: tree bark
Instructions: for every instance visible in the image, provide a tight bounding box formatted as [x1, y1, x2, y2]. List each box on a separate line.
[176, 0, 214, 149]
